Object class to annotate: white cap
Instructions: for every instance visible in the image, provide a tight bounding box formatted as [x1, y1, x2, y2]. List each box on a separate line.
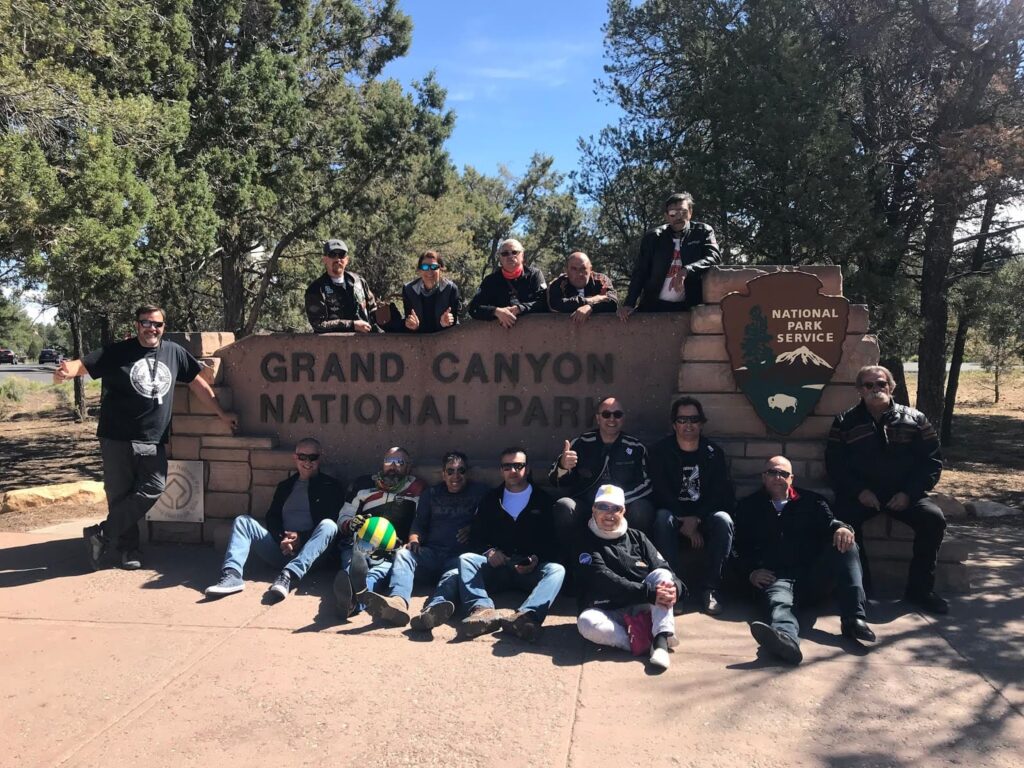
[593, 484, 625, 509]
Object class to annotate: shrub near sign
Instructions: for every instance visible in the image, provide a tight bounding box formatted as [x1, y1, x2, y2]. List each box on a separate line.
[721, 271, 849, 434]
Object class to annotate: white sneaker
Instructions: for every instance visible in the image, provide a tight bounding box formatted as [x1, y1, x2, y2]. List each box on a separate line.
[650, 646, 671, 670]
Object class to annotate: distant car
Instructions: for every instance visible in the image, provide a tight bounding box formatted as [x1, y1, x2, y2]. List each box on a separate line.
[0, 348, 15, 364]
[38, 348, 63, 365]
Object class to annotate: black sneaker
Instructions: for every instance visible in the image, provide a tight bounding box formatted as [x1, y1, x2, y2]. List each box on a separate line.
[334, 570, 354, 619]
[267, 570, 293, 603]
[83, 525, 108, 571]
[409, 600, 455, 632]
[120, 550, 143, 570]
[749, 621, 803, 665]
[840, 617, 877, 643]
[906, 591, 949, 615]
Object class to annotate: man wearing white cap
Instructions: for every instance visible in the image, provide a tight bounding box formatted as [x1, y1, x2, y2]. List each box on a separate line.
[575, 484, 686, 671]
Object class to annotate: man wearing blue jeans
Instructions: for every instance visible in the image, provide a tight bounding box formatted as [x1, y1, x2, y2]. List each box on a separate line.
[362, 450, 486, 631]
[205, 438, 344, 602]
[457, 447, 565, 642]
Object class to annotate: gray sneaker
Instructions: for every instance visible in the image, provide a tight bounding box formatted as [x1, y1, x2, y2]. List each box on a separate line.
[267, 570, 293, 603]
[120, 550, 143, 570]
[83, 525, 108, 571]
[205, 570, 244, 597]
[410, 600, 456, 632]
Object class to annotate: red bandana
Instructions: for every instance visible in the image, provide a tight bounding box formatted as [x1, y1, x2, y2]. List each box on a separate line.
[501, 264, 524, 280]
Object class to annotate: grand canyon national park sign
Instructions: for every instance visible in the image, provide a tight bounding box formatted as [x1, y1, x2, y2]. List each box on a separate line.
[721, 271, 848, 435]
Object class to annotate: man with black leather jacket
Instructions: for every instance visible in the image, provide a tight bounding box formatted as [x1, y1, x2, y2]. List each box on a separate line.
[826, 365, 948, 614]
[305, 238, 382, 333]
[467, 239, 547, 328]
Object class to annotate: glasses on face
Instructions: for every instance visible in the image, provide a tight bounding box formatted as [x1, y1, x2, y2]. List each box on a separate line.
[500, 462, 526, 471]
[594, 502, 622, 513]
[137, 320, 165, 329]
[419, 263, 441, 271]
[444, 466, 467, 476]
[763, 469, 791, 479]
[599, 410, 624, 419]
[295, 453, 320, 463]
[498, 250, 521, 257]
[860, 381, 889, 391]
[674, 415, 703, 425]
[327, 251, 348, 259]
[383, 457, 407, 466]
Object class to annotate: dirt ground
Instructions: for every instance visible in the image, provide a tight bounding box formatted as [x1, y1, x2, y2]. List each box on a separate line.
[1, 371, 1021, 533]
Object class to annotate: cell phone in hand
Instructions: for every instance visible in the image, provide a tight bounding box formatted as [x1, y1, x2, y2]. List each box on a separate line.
[506, 554, 531, 567]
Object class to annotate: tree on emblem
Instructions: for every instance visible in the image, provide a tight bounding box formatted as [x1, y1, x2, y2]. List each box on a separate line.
[742, 306, 774, 371]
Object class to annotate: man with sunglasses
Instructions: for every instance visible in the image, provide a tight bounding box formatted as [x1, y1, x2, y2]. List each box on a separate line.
[362, 451, 486, 630]
[546, 251, 618, 322]
[305, 238, 382, 334]
[649, 396, 736, 615]
[205, 439, 344, 601]
[550, 397, 654, 546]
[826, 365, 948, 614]
[401, 250, 462, 333]
[56, 305, 238, 571]
[456, 447, 565, 641]
[467, 238, 547, 328]
[333, 447, 427, 619]
[735, 456, 874, 665]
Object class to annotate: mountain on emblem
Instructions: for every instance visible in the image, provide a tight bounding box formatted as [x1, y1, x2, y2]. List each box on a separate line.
[721, 271, 849, 434]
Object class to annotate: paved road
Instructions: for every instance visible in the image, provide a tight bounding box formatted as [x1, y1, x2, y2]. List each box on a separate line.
[903, 362, 983, 372]
[0, 364, 61, 384]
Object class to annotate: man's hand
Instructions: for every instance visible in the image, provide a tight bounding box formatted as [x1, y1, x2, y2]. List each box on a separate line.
[654, 581, 677, 608]
[218, 411, 239, 432]
[406, 534, 421, 554]
[347, 514, 367, 535]
[514, 555, 538, 575]
[486, 548, 509, 567]
[833, 527, 855, 553]
[886, 492, 910, 512]
[440, 308, 455, 328]
[353, 320, 372, 333]
[280, 531, 299, 556]
[404, 310, 420, 331]
[679, 516, 704, 549]
[750, 569, 776, 588]
[559, 440, 578, 471]
[617, 305, 634, 322]
[456, 525, 470, 544]
[494, 306, 518, 329]
[571, 304, 593, 324]
[857, 489, 881, 511]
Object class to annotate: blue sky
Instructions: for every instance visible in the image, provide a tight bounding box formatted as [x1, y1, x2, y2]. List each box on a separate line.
[383, 0, 622, 178]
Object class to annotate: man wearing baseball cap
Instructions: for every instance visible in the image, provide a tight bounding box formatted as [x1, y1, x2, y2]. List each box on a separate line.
[305, 238, 382, 333]
[575, 484, 686, 671]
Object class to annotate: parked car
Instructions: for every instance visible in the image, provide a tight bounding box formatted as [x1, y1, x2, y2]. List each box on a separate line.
[0, 348, 15, 364]
[38, 348, 63, 365]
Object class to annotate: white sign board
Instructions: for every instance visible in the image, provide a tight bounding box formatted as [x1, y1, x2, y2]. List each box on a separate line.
[147, 460, 204, 523]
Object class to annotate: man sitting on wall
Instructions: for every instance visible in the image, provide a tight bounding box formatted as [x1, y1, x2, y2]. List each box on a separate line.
[456, 447, 565, 642]
[649, 396, 736, 616]
[467, 239, 547, 328]
[735, 456, 875, 665]
[546, 251, 618, 322]
[305, 238, 382, 334]
[363, 450, 487, 631]
[333, 446, 427, 618]
[205, 438, 344, 602]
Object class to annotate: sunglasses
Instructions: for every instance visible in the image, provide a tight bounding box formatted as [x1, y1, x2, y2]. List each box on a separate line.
[295, 453, 320, 462]
[418, 263, 441, 271]
[500, 462, 526, 471]
[444, 466, 467, 476]
[498, 250, 521, 257]
[600, 410, 624, 419]
[860, 381, 889, 391]
[137, 320, 165, 329]
[674, 415, 703, 424]
[594, 502, 622, 513]
[326, 251, 348, 258]
[763, 469, 791, 479]
[383, 457, 407, 466]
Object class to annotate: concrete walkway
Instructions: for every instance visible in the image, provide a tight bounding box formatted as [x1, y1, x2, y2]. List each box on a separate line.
[1, 520, 1021, 768]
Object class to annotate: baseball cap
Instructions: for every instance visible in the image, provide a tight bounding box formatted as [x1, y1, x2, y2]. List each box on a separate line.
[593, 484, 626, 509]
[323, 239, 348, 255]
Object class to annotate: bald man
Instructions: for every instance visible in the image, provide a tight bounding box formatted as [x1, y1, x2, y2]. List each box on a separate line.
[733, 456, 875, 665]
[546, 251, 618, 322]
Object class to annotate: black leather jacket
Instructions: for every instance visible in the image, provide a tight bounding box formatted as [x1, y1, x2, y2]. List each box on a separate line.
[826, 401, 942, 503]
[624, 221, 721, 310]
[467, 265, 547, 320]
[304, 272, 382, 333]
[548, 430, 652, 505]
[546, 272, 618, 314]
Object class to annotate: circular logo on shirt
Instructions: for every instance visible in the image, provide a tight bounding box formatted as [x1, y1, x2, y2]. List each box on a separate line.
[129, 358, 173, 400]
[578, 553, 593, 566]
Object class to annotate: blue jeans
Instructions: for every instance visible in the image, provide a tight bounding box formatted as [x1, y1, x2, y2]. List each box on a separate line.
[222, 515, 338, 581]
[458, 553, 565, 622]
[652, 508, 734, 590]
[388, 546, 461, 609]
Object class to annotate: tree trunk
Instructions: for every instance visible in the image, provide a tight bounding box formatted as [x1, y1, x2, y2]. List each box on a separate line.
[880, 356, 910, 406]
[994, 366, 1000, 403]
[220, 245, 246, 333]
[69, 303, 86, 422]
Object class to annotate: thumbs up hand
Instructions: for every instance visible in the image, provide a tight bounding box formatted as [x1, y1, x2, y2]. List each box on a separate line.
[559, 439, 578, 471]
[440, 308, 455, 328]
[405, 309, 420, 331]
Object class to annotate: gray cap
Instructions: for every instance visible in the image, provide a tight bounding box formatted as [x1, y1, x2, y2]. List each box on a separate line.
[323, 239, 349, 255]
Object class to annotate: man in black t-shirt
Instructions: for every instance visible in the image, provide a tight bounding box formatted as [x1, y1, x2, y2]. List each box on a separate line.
[55, 305, 237, 570]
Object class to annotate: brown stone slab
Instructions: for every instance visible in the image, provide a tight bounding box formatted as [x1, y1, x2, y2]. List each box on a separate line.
[171, 384, 189, 415]
[690, 304, 723, 334]
[149, 520, 202, 544]
[172, 415, 234, 436]
[786, 415, 833, 439]
[743, 440, 785, 458]
[197, 356, 223, 385]
[207, 461, 251, 493]
[250, 448, 296, 469]
[187, 385, 234, 414]
[848, 304, 869, 333]
[198, 447, 249, 462]
[834, 334, 881, 382]
[704, 266, 843, 303]
[164, 331, 235, 357]
[167, 435, 201, 461]
[203, 518, 234, 552]
[204, 491, 249, 518]
[680, 333, 729, 362]
[782, 440, 826, 460]
[677, 361, 738, 392]
[814, 383, 861, 414]
[249, 484, 276, 518]
[251, 468, 290, 486]
[200, 435, 277, 449]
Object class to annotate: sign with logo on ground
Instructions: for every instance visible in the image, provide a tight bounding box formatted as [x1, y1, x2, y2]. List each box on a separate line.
[721, 271, 849, 434]
[147, 460, 204, 522]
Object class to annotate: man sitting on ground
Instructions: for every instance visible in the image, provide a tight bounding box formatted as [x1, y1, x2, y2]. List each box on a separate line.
[576, 485, 685, 671]
[205, 439, 344, 602]
[735, 456, 875, 665]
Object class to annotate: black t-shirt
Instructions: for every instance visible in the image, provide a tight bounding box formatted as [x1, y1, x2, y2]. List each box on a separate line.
[419, 291, 440, 333]
[83, 338, 202, 443]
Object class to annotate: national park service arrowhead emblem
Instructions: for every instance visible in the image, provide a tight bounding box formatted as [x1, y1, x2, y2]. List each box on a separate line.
[721, 271, 848, 434]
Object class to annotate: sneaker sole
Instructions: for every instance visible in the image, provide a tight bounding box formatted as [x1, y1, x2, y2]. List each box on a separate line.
[267, 584, 288, 603]
[457, 616, 503, 639]
[333, 571, 353, 618]
[750, 621, 802, 664]
[205, 584, 244, 597]
[410, 601, 454, 632]
[363, 592, 411, 627]
[649, 648, 671, 670]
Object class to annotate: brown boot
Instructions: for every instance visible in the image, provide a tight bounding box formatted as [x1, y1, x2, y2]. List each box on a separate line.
[457, 607, 513, 639]
[501, 610, 541, 643]
[363, 592, 411, 627]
